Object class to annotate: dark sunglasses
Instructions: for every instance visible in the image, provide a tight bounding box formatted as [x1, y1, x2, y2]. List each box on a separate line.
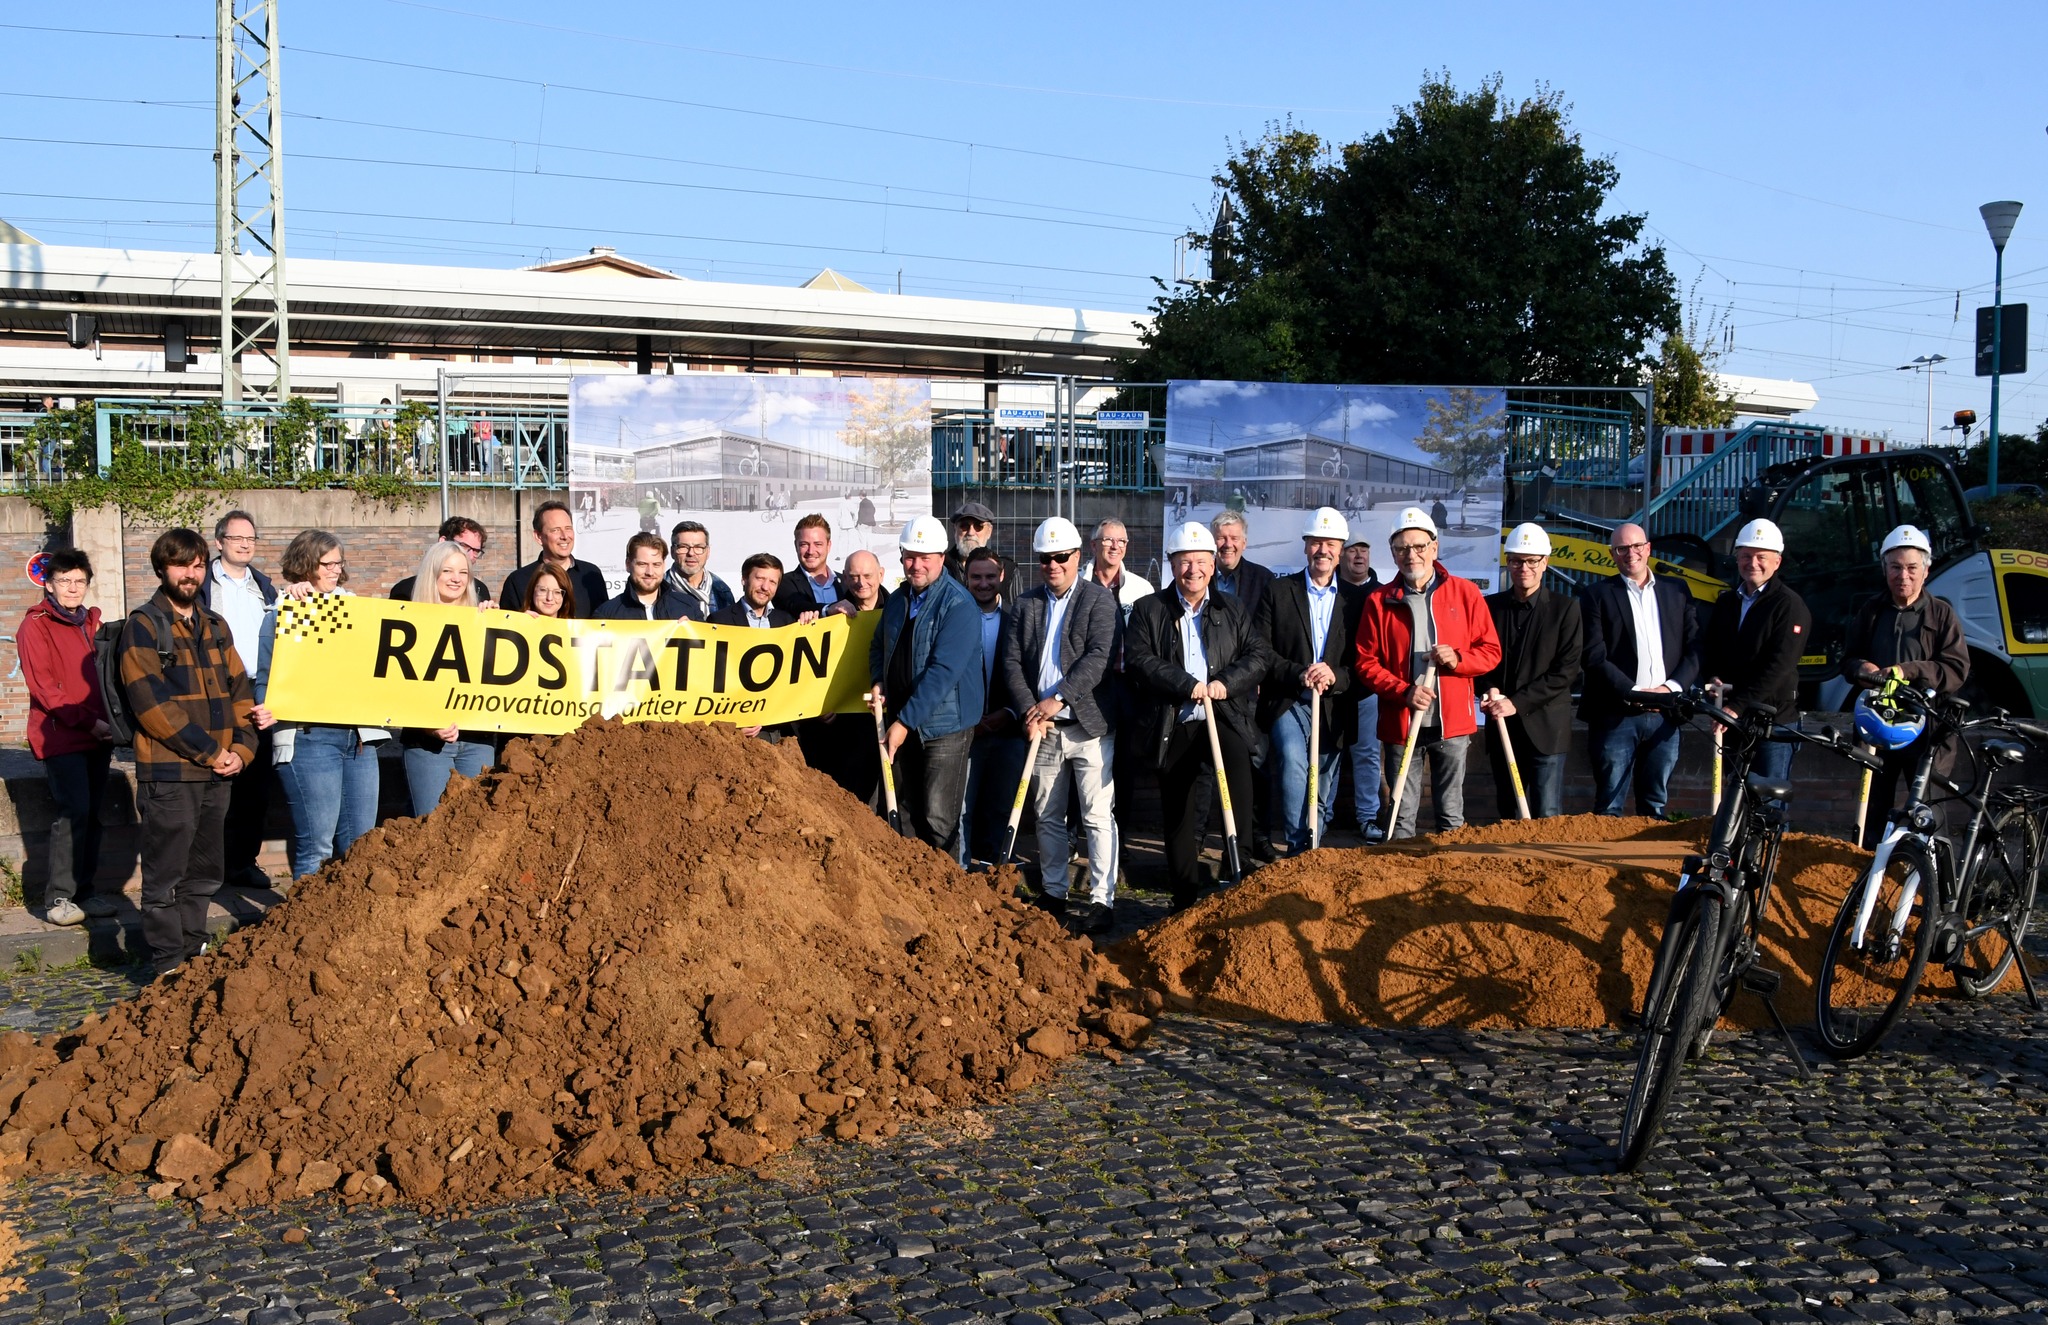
[1038, 550, 1077, 565]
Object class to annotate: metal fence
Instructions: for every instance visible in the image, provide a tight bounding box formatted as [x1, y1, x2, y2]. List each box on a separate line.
[1638, 421, 1832, 542]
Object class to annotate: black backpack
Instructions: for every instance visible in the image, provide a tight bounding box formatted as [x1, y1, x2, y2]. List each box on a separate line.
[95, 602, 179, 749]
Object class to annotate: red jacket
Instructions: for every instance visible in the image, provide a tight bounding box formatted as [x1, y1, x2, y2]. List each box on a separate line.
[1354, 566, 1502, 743]
[18, 598, 109, 759]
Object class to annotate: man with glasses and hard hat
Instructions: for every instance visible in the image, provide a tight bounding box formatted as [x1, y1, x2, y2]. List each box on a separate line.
[870, 516, 986, 856]
[999, 517, 1120, 932]
[1337, 529, 1385, 840]
[1579, 521, 1700, 818]
[1126, 522, 1272, 911]
[1477, 523, 1583, 819]
[1255, 507, 1360, 855]
[1839, 523, 1970, 847]
[1354, 507, 1501, 839]
[1702, 517, 1812, 784]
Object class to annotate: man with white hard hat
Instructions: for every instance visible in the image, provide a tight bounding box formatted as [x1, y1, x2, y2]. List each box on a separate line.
[1580, 521, 1700, 818]
[1838, 523, 1969, 846]
[1337, 529, 1384, 840]
[1125, 521, 1273, 909]
[1254, 507, 1360, 854]
[1477, 523, 1583, 819]
[1353, 506, 1502, 839]
[1702, 517, 1812, 784]
[998, 517, 1120, 932]
[869, 516, 986, 855]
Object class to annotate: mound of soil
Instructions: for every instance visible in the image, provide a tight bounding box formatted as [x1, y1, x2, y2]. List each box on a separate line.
[1112, 815, 1991, 1032]
[0, 721, 1144, 1212]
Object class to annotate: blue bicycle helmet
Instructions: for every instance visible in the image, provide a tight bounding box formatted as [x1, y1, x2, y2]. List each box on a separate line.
[1854, 685, 1926, 751]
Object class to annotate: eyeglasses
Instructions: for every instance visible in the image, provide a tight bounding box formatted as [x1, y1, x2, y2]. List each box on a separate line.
[317, 557, 345, 569]
[455, 541, 485, 559]
[218, 534, 256, 545]
[1507, 555, 1546, 569]
[1038, 551, 1077, 565]
[1390, 542, 1433, 556]
[674, 542, 708, 554]
[1610, 542, 1650, 554]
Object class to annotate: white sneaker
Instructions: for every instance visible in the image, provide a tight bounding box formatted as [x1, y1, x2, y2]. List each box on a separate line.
[43, 899, 84, 926]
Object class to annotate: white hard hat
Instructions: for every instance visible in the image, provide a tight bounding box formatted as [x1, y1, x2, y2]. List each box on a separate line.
[1733, 517, 1785, 553]
[1301, 506, 1350, 542]
[1032, 516, 1082, 554]
[1164, 521, 1218, 555]
[1880, 524, 1932, 557]
[1391, 507, 1438, 539]
[899, 516, 948, 553]
[1503, 522, 1552, 557]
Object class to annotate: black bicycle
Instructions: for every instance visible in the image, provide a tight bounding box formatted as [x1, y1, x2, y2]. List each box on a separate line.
[1616, 687, 1865, 1172]
[1813, 689, 2048, 1058]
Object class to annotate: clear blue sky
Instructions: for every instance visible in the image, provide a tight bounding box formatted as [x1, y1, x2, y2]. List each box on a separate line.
[5, 1, 2046, 441]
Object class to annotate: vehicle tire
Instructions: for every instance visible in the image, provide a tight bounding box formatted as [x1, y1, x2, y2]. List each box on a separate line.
[1815, 838, 1937, 1057]
[1618, 890, 1723, 1173]
[1957, 806, 2042, 999]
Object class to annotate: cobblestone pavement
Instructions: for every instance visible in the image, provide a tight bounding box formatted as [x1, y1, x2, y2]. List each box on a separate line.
[6, 955, 2048, 1325]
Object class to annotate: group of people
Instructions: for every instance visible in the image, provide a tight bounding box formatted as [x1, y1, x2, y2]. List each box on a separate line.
[14, 483, 1956, 971]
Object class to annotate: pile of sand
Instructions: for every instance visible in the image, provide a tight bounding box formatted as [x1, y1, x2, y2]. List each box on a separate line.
[0, 721, 1148, 1212]
[1112, 815, 1987, 1032]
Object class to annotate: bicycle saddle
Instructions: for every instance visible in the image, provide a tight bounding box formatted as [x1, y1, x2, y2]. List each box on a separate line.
[1745, 773, 1792, 802]
[1985, 739, 2028, 765]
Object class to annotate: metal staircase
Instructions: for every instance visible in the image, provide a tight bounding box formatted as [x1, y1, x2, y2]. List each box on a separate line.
[1637, 421, 1835, 543]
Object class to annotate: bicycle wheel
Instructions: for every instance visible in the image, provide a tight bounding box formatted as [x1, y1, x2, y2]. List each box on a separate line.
[1956, 806, 2041, 998]
[1814, 838, 1936, 1057]
[1618, 890, 1723, 1173]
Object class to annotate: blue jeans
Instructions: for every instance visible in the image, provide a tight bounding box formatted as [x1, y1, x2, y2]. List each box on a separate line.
[1591, 712, 1683, 818]
[278, 727, 385, 879]
[403, 739, 492, 818]
[1271, 701, 1342, 853]
[1350, 695, 1382, 823]
[1751, 734, 1797, 784]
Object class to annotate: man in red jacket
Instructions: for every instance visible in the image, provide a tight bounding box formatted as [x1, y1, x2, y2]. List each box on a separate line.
[1354, 507, 1502, 839]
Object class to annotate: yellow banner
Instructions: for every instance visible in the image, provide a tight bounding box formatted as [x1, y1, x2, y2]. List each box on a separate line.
[265, 595, 880, 734]
[1541, 532, 1728, 603]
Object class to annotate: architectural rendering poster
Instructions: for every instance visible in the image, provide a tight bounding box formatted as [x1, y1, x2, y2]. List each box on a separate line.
[1163, 381, 1508, 589]
[569, 374, 933, 596]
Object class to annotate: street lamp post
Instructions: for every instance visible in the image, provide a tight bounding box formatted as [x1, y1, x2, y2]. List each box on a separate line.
[1897, 353, 1947, 447]
[1980, 201, 2023, 494]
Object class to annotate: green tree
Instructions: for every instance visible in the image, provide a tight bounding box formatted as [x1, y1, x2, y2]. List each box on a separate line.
[1650, 284, 1736, 427]
[1128, 75, 1678, 388]
[838, 379, 929, 521]
[1414, 387, 1507, 527]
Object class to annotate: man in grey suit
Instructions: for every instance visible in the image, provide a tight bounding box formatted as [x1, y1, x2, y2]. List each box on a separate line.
[999, 517, 1120, 934]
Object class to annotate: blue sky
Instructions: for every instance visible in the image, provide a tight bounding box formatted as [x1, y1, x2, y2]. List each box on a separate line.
[570, 375, 924, 458]
[6, 1, 2046, 440]
[1166, 382, 1502, 468]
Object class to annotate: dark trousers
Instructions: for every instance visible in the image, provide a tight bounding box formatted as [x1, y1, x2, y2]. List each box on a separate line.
[898, 727, 973, 859]
[806, 714, 882, 810]
[137, 779, 230, 974]
[1484, 720, 1567, 820]
[41, 747, 112, 902]
[1159, 718, 1255, 907]
[221, 726, 273, 877]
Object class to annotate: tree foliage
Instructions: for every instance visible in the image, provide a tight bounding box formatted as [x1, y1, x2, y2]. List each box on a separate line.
[1414, 387, 1507, 525]
[1650, 283, 1736, 427]
[838, 379, 930, 521]
[1128, 75, 1679, 388]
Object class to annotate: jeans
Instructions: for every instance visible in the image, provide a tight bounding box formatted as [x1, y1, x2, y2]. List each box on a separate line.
[1483, 719, 1566, 819]
[1031, 729, 1117, 903]
[41, 747, 111, 903]
[1350, 695, 1382, 824]
[278, 727, 385, 879]
[1271, 702, 1342, 853]
[137, 779, 229, 975]
[403, 739, 493, 818]
[957, 732, 1028, 866]
[1750, 734, 1797, 784]
[899, 727, 973, 859]
[1590, 712, 1684, 818]
[1384, 730, 1469, 839]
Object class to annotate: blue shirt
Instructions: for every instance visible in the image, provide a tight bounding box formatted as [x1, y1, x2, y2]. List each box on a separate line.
[1177, 592, 1209, 723]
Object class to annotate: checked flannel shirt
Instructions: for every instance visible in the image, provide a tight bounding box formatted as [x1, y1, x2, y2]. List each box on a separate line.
[118, 588, 258, 782]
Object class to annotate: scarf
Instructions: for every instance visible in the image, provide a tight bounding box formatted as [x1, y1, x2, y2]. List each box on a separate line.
[666, 566, 713, 612]
[42, 594, 90, 629]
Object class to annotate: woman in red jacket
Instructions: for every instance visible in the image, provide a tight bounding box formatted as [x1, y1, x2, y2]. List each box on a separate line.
[17, 548, 115, 925]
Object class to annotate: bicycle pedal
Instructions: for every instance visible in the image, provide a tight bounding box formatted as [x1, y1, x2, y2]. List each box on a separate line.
[1738, 966, 1782, 996]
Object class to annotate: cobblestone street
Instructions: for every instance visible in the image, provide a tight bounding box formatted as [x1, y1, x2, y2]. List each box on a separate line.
[5, 958, 2048, 1325]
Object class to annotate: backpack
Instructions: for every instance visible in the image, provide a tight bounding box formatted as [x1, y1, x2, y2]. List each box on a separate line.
[95, 602, 179, 749]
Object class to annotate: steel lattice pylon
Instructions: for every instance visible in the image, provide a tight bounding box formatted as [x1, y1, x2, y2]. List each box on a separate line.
[216, 0, 291, 403]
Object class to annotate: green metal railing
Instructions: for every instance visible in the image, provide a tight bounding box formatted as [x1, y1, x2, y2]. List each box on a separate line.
[930, 408, 1162, 492]
[1637, 421, 1831, 542]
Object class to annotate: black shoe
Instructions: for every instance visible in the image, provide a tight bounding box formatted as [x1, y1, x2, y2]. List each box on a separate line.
[1037, 892, 1069, 919]
[1069, 901, 1114, 936]
[1362, 823, 1387, 845]
[1247, 838, 1277, 865]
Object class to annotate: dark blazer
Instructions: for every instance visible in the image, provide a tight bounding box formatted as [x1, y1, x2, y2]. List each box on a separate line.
[593, 585, 693, 622]
[774, 567, 845, 619]
[1840, 591, 1970, 695]
[708, 601, 798, 630]
[1579, 573, 1702, 726]
[1479, 583, 1585, 756]
[1702, 578, 1813, 722]
[1125, 587, 1273, 770]
[1214, 558, 1275, 624]
[500, 558, 609, 621]
[998, 580, 1118, 739]
[1254, 573, 1357, 747]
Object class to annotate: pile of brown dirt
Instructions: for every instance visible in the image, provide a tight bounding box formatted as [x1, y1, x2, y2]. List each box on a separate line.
[1113, 814, 2001, 1032]
[0, 720, 1144, 1212]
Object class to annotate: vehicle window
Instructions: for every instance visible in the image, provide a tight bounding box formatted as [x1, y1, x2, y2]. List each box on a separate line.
[2006, 569, 2048, 647]
[1772, 462, 1889, 669]
[1888, 458, 1972, 565]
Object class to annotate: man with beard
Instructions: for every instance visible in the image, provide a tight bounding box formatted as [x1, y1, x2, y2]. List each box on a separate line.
[943, 501, 1017, 597]
[119, 528, 258, 980]
[871, 518, 985, 855]
[665, 520, 734, 622]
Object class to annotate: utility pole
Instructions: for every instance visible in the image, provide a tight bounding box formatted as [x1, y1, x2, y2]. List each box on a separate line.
[217, 0, 292, 403]
[1980, 201, 2022, 494]
[1897, 354, 1946, 447]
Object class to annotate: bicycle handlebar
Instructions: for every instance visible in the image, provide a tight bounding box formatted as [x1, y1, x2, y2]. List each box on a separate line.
[1637, 685, 1756, 736]
[1774, 722, 1885, 771]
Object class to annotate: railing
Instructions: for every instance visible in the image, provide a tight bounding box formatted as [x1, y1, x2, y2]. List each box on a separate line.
[1637, 421, 1830, 542]
[930, 408, 1162, 492]
[1504, 399, 1637, 489]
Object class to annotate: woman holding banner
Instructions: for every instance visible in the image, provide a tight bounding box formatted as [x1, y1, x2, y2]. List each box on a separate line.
[251, 530, 391, 879]
[522, 562, 576, 619]
[401, 541, 498, 816]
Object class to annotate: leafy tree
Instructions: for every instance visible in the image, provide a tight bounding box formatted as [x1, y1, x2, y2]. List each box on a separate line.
[1956, 422, 2046, 492]
[1128, 75, 1678, 388]
[1414, 387, 1507, 526]
[1651, 283, 1736, 427]
[839, 379, 929, 521]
